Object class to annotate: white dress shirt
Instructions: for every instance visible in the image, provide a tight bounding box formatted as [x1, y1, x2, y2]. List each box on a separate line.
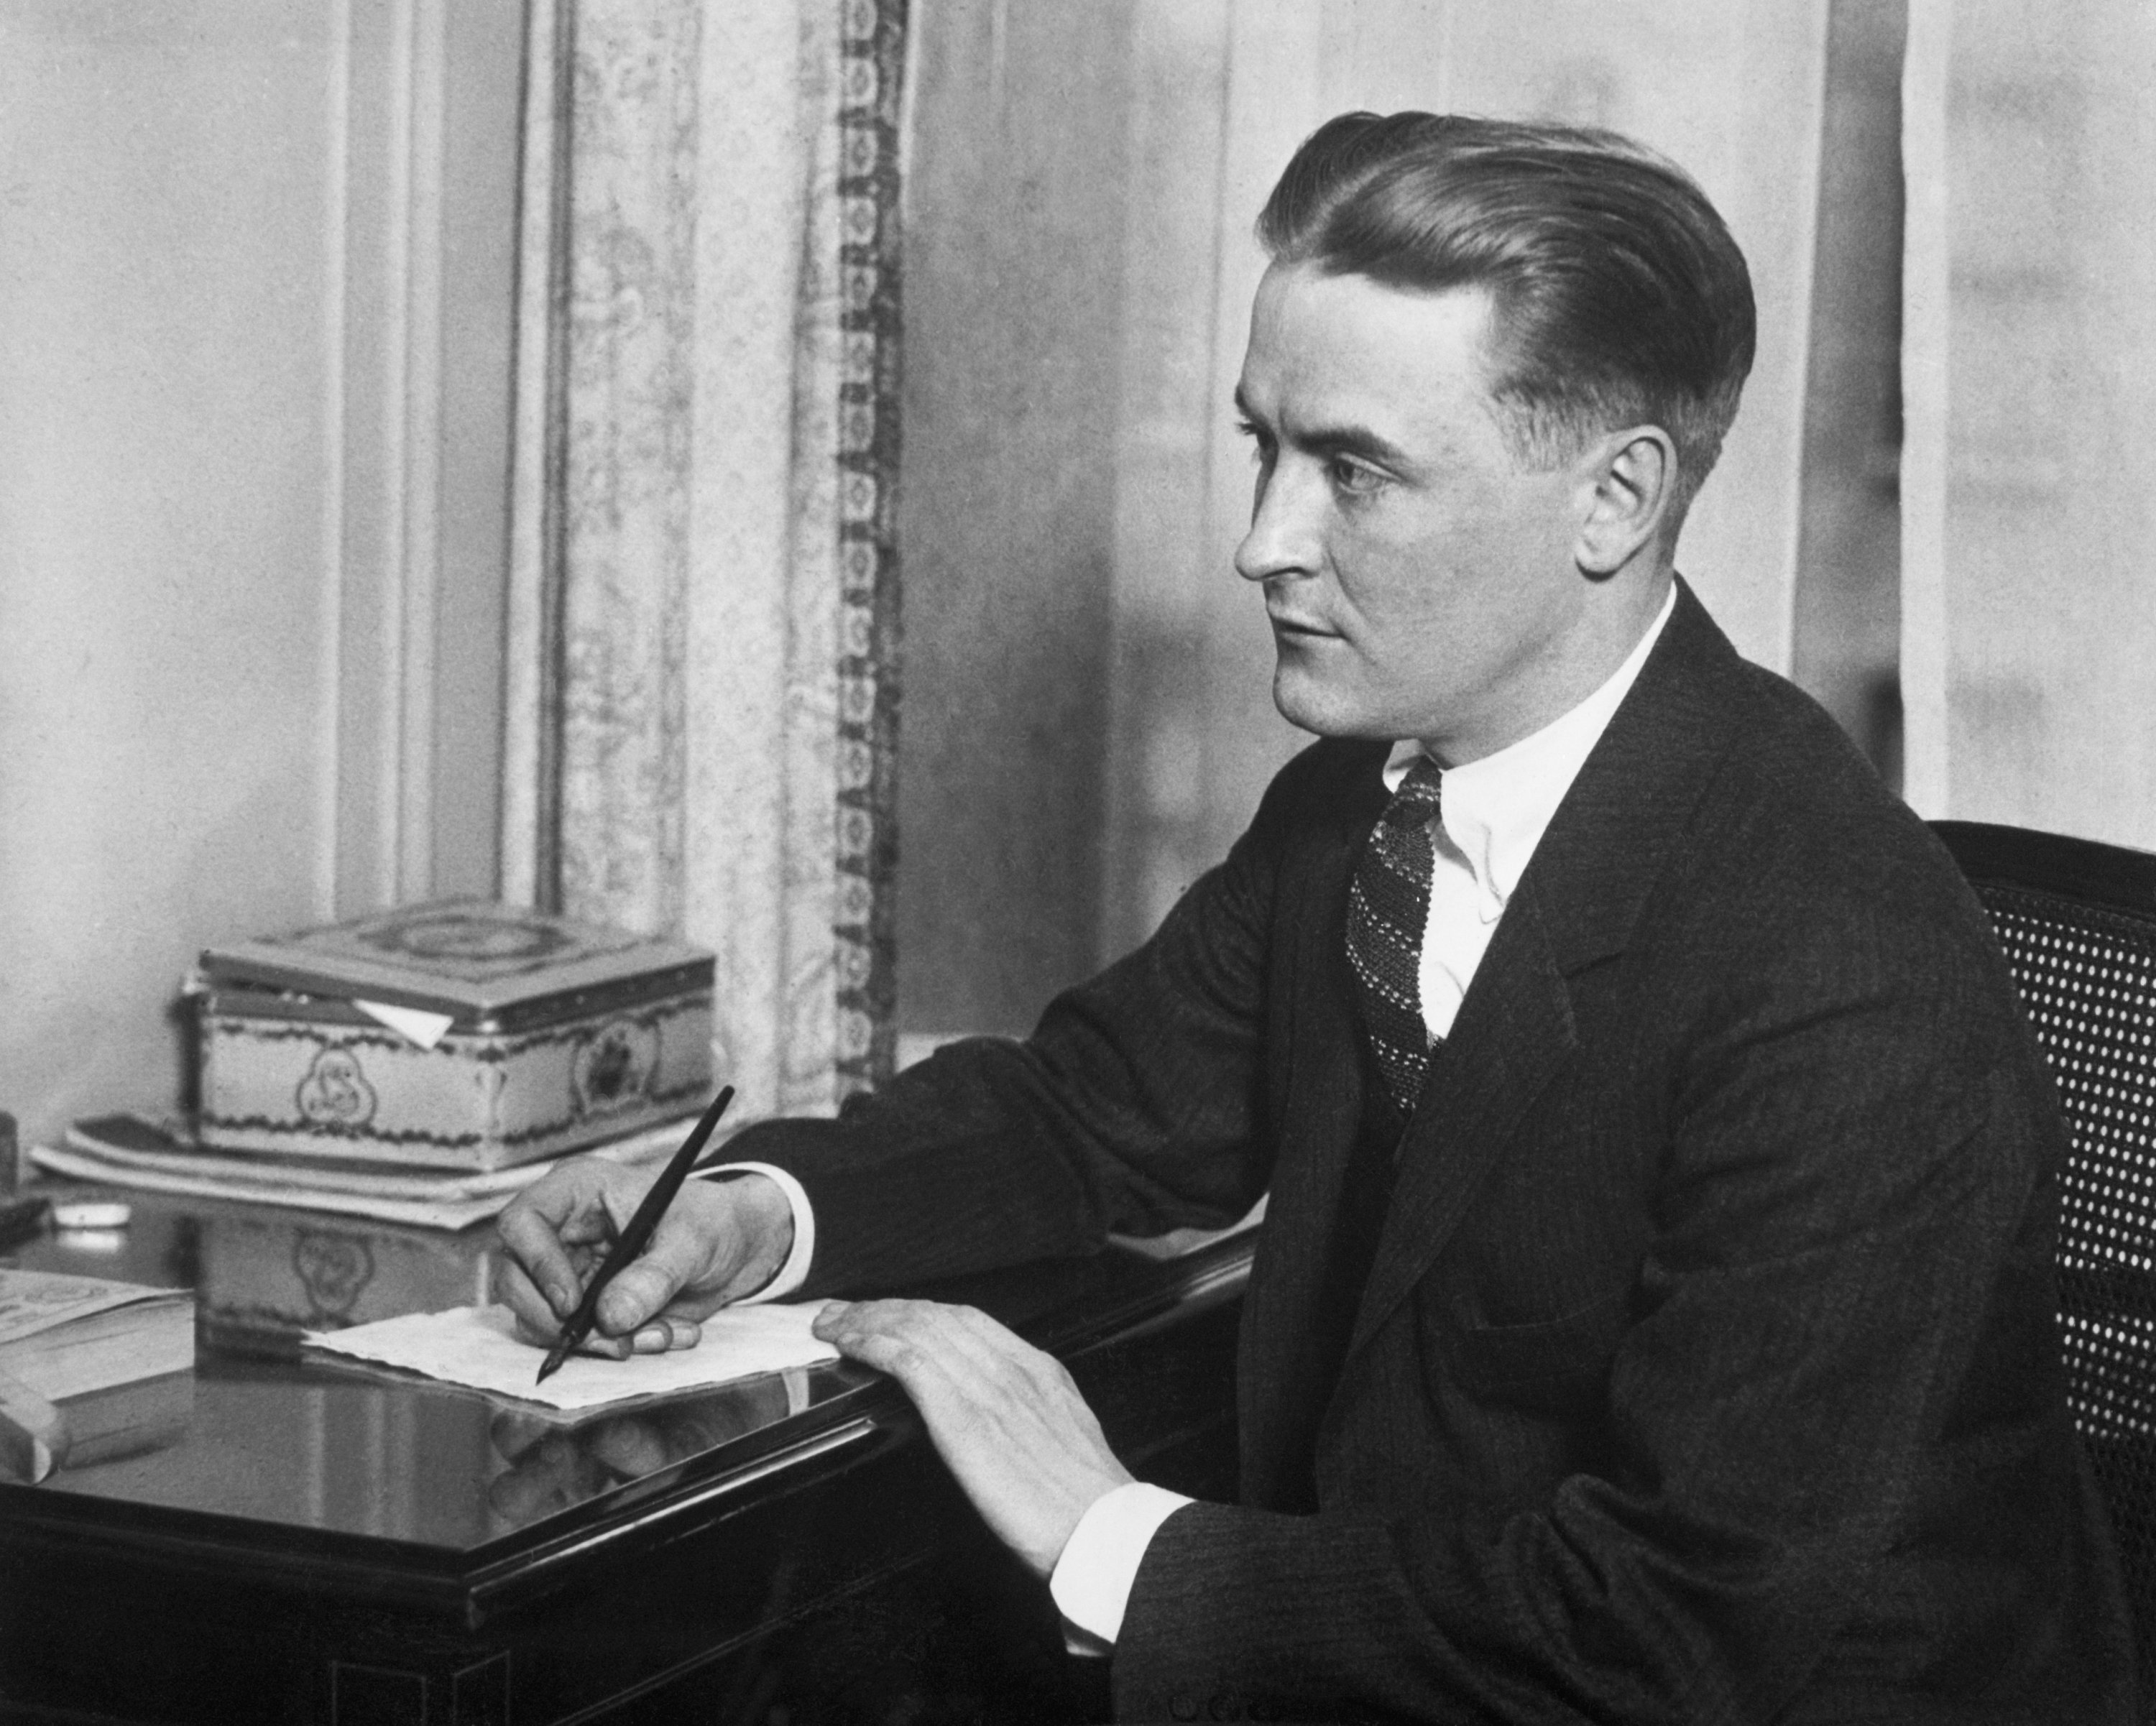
[752, 586, 1680, 1647]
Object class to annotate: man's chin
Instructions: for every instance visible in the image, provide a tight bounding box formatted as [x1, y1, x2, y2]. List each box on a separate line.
[1271, 668, 1393, 741]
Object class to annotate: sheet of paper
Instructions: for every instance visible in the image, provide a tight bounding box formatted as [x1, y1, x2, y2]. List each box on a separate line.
[353, 999, 457, 1049]
[306, 1302, 840, 1412]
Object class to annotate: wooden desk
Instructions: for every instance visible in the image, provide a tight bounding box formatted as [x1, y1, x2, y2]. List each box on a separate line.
[0, 1196, 1247, 1725]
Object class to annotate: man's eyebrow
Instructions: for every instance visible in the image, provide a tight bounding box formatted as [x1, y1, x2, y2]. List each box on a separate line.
[1233, 387, 1417, 469]
[1302, 421, 1414, 468]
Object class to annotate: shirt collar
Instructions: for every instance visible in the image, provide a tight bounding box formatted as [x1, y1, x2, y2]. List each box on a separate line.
[1383, 583, 1677, 923]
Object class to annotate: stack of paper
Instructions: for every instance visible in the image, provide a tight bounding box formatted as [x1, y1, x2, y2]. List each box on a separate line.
[32, 1113, 697, 1231]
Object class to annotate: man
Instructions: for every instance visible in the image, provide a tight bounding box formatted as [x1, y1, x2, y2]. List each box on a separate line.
[501, 114, 2135, 1721]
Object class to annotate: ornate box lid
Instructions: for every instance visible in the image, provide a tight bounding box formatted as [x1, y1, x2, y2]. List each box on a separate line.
[197, 900, 714, 1033]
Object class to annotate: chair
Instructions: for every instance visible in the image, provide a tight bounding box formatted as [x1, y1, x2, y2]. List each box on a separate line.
[1933, 818, 2156, 1697]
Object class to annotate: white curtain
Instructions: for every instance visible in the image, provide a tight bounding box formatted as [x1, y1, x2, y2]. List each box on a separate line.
[1902, 0, 2156, 846]
[500, 0, 906, 1120]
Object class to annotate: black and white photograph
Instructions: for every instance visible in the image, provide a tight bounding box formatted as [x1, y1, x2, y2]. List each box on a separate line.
[1, 2, 2151, 1722]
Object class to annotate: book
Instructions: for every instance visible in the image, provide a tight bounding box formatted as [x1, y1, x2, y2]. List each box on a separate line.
[0, 1268, 195, 1404]
[53, 1370, 196, 1467]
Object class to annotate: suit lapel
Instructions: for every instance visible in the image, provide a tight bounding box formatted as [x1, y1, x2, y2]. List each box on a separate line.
[1236, 743, 1387, 1506]
[1332, 579, 1753, 1372]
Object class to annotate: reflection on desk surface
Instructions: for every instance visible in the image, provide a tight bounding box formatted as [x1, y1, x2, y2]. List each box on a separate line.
[3, 1184, 497, 1355]
[0, 1191, 877, 1554]
[33, 1351, 872, 1548]
[484, 1371, 805, 1531]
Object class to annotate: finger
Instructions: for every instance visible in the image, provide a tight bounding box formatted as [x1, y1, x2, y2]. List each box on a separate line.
[488, 1461, 571, 1526]
[594, 1214, 719, 1337]
[659, 1398, 760, 1455]
[598, 1169, 663, 1235]
[574, 1331, 635, 1362]
[933, 1300, 1046, 1362]
[832, 1301, 1027, 1392]
[489, 1431, 595, 1525]
[594, 1263, 681, 1338]
[942, 1303, 1084, 1395]
[588, 1419, 673, 1478]
[818, 1298, 957, 1349]
[543, 1430, 612, 1499]
[489, 1410, 552, 1462]
[627, 1316, 701, 1354]
[496, 1256, 566, 1343]
[518, 1166, 630, 1239]
[495, 1207, 590, 1324]
[818, 1303, 990, 1423]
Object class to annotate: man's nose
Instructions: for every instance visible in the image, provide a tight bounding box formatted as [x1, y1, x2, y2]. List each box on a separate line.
[1234, 460, 1322, 584]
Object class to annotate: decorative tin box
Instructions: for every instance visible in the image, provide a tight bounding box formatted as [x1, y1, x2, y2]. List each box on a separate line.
[193, 901, 715, 1171]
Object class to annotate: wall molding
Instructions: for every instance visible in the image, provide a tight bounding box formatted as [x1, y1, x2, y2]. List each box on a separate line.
[331, 0, 520, 916]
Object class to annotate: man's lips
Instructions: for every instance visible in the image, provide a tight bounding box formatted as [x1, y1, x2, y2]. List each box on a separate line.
[1268, 614, 1339, 639]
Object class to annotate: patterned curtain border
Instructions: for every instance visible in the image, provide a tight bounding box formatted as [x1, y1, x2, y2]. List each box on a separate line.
[834, 0, 907, 1097]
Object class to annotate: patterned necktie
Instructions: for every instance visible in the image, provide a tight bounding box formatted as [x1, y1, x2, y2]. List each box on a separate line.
[1346, 757, 1443, 1113]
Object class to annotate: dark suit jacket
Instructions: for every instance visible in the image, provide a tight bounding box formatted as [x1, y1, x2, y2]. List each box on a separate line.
[734, 583, 2136, 1722]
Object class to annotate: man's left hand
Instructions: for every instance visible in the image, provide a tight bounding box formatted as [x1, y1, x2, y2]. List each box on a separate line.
[812, 1298, 1133, 1578]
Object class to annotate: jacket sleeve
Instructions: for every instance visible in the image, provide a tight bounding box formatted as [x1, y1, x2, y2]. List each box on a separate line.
[723, 744, 1333, 1298]
[1111, 839, 2081, 1724]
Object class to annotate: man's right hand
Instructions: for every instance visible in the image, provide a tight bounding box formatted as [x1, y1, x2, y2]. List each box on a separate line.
[494, 1159, 796, 1357]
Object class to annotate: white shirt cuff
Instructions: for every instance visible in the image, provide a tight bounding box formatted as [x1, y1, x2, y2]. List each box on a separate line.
[700, 1161, 815, 1303]
[1049, 1480, 1192, 1647]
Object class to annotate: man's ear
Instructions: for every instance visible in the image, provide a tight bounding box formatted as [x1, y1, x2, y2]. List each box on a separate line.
[1575, 427, 1676, 576]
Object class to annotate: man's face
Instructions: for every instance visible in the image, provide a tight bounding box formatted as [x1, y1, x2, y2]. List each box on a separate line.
[1235, 263, 1597, 763]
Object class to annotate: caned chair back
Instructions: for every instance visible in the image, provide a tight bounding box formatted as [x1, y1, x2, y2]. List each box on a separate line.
[1935, 818, 2156, 1696]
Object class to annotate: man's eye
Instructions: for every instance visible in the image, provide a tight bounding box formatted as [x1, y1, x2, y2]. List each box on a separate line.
[1329, 457, 1386, 497]
[1236, 418, 1274, 465]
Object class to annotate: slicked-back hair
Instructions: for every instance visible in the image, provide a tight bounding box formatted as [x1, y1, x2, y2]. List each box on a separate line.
[1259, 111, 1756, 525]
